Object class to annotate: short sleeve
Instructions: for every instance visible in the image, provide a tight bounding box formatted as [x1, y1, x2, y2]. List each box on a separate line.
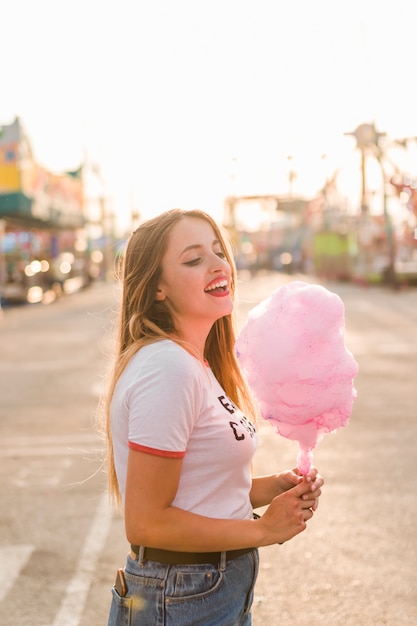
[125, 344, 203, 457]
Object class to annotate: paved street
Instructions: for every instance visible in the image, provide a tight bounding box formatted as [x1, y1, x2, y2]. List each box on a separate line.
[0, 273, 416, 625]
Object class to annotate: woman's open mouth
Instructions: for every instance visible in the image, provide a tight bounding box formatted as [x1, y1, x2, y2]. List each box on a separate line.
[204, 279, 229, 296]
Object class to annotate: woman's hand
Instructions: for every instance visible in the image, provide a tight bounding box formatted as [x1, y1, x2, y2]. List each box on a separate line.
[258, 475, 323, 546]
[277, 467, 324, 512]
[250, 468, 324, 511]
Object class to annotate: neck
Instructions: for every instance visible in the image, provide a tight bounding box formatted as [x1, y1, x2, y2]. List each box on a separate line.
[171, 323, 212, 362]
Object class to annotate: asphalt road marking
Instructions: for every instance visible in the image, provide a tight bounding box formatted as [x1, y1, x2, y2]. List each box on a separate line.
[50, 491, 112, 626]
[0, 445, 103, 458]
[10, 458, 72, 487]
[0, 358, 92, 372]
[0, 544, 34, 602]
[0, 434, 104, 458]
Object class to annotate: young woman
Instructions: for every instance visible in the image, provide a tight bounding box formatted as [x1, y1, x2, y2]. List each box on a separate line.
[105, 208, 323, 625]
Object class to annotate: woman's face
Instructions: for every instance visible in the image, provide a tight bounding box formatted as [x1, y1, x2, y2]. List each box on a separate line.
[156, 216, 233, 340]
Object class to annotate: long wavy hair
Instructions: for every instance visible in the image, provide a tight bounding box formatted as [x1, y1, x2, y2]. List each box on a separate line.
[104, 208, 256, 505]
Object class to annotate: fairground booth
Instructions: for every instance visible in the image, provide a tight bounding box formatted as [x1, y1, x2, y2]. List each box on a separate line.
[0, 117, 90, 304]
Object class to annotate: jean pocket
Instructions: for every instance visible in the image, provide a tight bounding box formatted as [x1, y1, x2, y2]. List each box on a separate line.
[107, 586, 132, 626]
[169, 566, 223, 600]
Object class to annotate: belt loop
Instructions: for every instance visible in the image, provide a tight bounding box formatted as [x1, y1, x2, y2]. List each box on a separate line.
[219, 551, 226, 571]
[138, 546, 146, 566]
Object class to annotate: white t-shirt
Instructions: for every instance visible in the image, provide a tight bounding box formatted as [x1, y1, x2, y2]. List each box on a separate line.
[111, 340, 258, 520]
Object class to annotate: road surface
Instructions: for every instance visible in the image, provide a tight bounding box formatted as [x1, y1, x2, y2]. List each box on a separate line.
[0, 273, 416, 625]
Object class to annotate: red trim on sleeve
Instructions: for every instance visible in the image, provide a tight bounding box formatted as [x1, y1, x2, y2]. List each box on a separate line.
[128, 441, 185, 458]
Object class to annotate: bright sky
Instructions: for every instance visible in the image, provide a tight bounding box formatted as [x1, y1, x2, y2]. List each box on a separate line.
[2, 0, 417, 232]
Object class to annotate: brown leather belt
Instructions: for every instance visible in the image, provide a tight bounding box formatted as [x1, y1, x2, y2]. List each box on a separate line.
[130, 545, 255, 565]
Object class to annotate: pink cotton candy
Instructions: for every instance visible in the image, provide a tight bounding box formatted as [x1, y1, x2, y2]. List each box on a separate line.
[236, 281, 358, 474]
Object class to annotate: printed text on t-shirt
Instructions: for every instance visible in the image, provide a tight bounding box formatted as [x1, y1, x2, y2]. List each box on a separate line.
[217, 395, 256, 441]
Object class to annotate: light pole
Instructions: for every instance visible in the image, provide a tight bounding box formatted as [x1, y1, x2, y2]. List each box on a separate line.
[287, 155, 297, 198]
[374, 148, 397, 287]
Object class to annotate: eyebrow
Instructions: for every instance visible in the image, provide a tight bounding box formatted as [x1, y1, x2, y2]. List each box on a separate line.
[179, 239, 221, 258]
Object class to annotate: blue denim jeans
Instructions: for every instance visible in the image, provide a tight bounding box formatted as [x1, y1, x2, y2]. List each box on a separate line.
[107, 549, 259, 626]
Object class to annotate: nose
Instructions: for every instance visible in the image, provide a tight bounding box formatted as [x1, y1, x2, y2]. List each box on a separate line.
[210, 252, 227, 272]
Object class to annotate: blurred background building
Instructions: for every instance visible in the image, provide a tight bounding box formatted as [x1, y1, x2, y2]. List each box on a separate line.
[0, 117, 118, 305]
[1, 116, 417, 307]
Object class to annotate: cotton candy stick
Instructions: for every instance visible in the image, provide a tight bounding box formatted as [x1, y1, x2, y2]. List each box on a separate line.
[236, 281, 358, 474]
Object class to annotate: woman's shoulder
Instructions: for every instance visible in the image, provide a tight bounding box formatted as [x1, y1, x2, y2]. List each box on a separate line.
[129, 340, 201, 374]
[119, 340, 207, 400]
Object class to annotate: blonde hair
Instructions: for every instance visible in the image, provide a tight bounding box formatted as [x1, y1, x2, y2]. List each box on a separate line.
[104, 208, 256, 505]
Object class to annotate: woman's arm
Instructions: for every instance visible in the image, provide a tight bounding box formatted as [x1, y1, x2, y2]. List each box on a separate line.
[124, 449, 320, 551]
[250, 474, 284, 509]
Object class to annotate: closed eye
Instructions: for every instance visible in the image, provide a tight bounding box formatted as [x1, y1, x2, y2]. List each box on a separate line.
[183, 250, 226, 266]
[183, 258, 201, 267]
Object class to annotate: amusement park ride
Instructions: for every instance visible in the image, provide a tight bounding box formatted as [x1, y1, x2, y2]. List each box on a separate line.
[224, 122, 417, 286]
[345, 122, 417, 285]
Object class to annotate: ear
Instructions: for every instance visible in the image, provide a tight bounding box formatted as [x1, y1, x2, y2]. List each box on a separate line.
[155, 288, 166, 302]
